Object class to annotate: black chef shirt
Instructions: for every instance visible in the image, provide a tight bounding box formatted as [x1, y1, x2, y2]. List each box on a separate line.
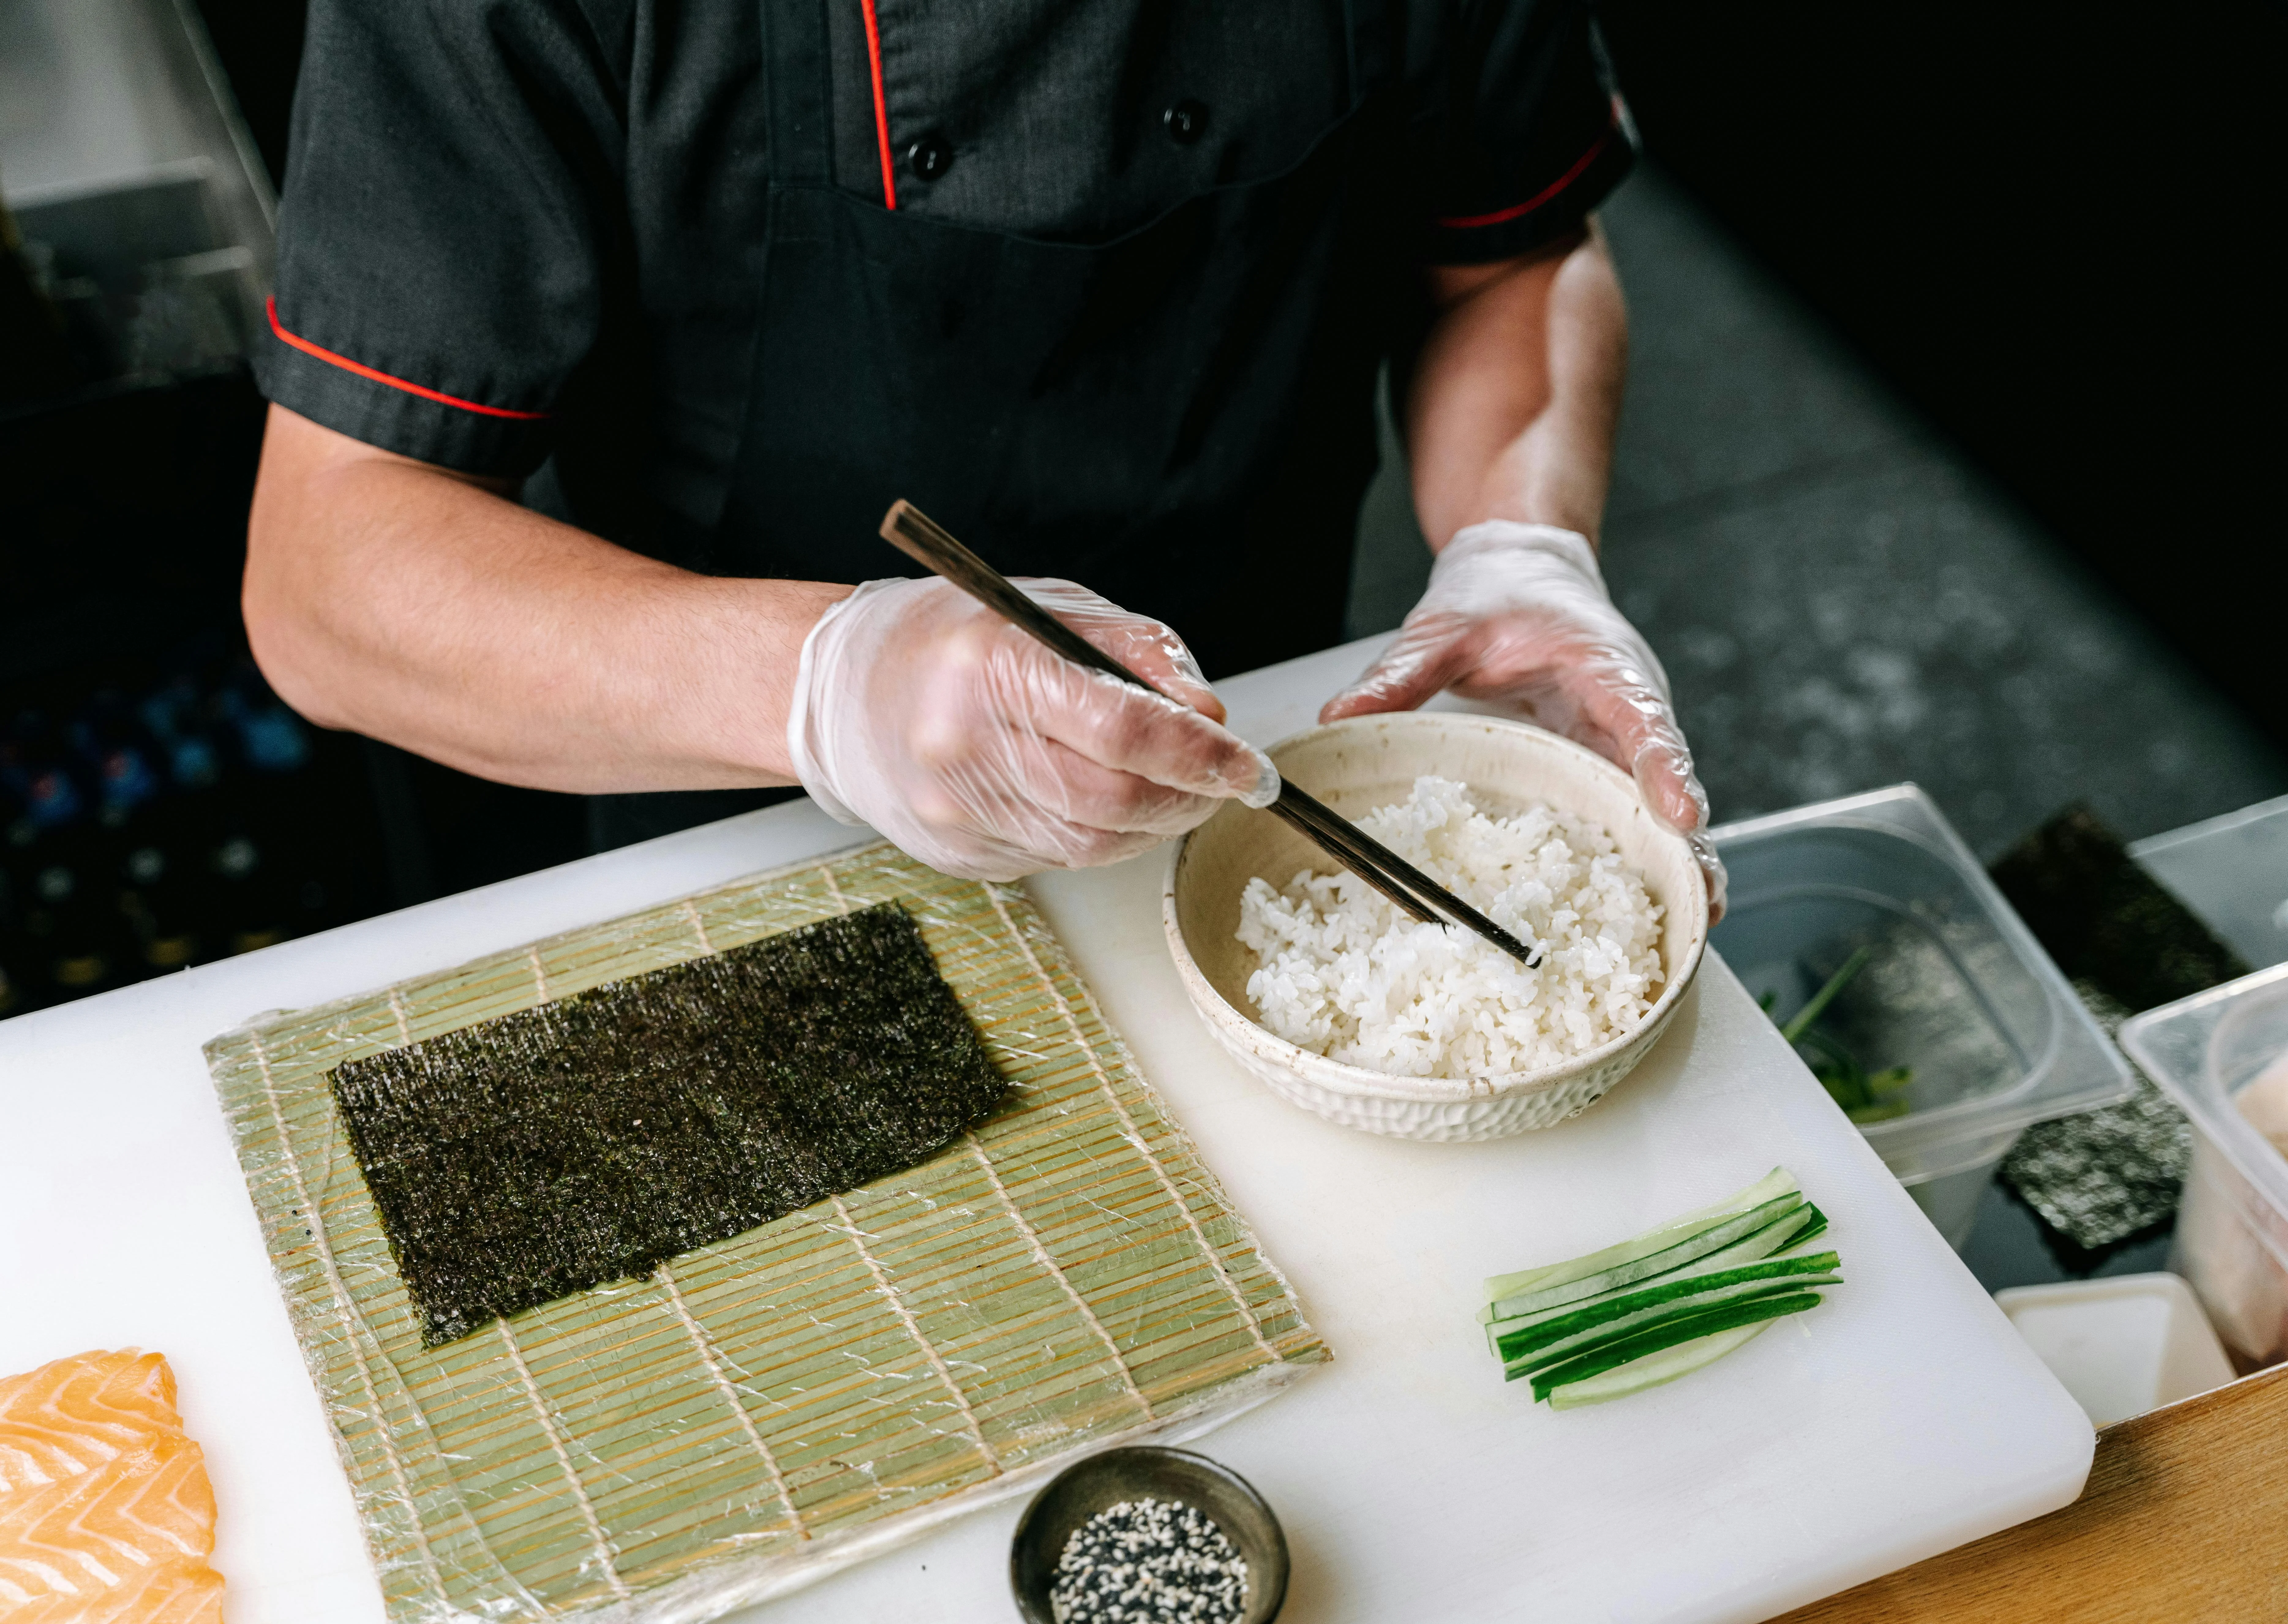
[258, 0, 1632, 839]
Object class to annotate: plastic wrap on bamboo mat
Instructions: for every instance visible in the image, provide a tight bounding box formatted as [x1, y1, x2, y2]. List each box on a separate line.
[203, 841, 1329, 1624]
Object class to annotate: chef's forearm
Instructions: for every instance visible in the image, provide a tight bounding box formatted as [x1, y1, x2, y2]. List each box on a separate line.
[1403, 221, 1627, 551]
[243, 404, 851, 793]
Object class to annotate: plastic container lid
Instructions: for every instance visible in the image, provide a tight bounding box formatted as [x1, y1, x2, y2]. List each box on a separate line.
[2119, 964, 2288, 1276]
[1711, 784, 2133, 1183]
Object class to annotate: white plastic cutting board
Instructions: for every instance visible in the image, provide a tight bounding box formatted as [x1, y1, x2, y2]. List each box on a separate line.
[0, 637, 2091, 1624]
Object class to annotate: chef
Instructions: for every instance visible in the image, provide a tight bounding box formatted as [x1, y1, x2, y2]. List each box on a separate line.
[244, 0, 1721, 905]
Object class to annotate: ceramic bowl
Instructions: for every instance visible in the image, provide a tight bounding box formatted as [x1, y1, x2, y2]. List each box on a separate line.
[1009, 1446, 1287, 1624]
[1163, 712, 1708, 1142]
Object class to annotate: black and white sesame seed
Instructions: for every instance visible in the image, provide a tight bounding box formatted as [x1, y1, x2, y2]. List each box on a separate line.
[1049, 1495, 1249, 1624]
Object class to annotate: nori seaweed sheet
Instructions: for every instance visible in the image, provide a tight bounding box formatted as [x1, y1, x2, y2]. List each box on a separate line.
[1989, 806, 2247, 1257]
[2000, 981, 2193, 1257]
[331, 901, 1008, 1346]
[1989, 804, 2248, 1013]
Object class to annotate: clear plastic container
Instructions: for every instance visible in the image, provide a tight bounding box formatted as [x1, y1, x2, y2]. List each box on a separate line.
[2120, 965, 2288, 1372]
[1995, 1273, 2235, 1426]
[1711, 785, 2133, 1249]
[2128, 792, 2288, 971]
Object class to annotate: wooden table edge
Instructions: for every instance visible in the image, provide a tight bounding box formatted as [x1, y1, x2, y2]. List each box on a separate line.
[1774, 1361, 2288, 1621]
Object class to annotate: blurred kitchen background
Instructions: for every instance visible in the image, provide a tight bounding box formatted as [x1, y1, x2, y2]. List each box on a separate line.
[5, 0, 2285, 1318]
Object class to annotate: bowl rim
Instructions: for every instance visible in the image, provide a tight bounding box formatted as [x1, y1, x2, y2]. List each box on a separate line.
[1162, 712, 1709, 1104]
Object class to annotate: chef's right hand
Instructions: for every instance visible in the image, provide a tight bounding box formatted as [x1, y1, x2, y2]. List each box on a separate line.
[786, 576, 1280, 882]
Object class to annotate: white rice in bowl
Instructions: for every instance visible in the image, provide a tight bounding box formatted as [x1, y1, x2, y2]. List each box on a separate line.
[1236, 776, 1665, 1079]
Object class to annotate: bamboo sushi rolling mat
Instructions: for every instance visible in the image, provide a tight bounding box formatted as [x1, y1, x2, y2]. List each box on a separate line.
[203, 841, 1329, 1624]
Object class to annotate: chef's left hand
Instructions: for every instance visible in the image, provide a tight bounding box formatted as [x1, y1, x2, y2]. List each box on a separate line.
[1320, 519, 1727, 919]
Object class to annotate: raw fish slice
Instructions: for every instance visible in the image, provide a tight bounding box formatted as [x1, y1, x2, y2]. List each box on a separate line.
[0, 1351, 224, 1622]
[3, 1438, 216, 1586]
[7, 1556, 227, 1624]
[0, 1348, 179, 1493]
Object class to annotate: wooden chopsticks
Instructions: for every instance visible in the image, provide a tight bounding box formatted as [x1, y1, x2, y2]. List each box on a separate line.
[879, 500, 1544, 969]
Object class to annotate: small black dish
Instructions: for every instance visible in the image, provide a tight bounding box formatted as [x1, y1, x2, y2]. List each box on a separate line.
[1009, 1446, 1288, 1624]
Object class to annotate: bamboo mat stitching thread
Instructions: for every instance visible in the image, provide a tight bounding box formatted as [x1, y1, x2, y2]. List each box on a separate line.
[962, 1133, 1152, 1421]
[827, 1194, 1001, 1472]
[498, 1319, 630, 1601]
[831, 864, 1153, 1428]
[655, 1265, 807, 1541]
[660, 896, 809, 1538]
[489, 949, 625, 1603]
[980, 883, 1278, 1360]
[289, 1006, 558, 1611]
[679, 900, 715, 954]
[250, 1030, 449, 1610]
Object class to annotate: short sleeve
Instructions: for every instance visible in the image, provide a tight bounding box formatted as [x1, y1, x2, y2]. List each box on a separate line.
[1417, 2, 1636, 265]
[255, 1, 627, 476]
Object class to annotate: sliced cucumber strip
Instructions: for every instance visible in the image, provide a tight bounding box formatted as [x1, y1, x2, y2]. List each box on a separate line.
[1480, 1262, 1566, 1316]
[1491, 1246, 1838, 1359]
[1530, 1291, 1821, 1402]
[1681, 1205, 1815, 1273]
[1544, 1321, 1775, 1410]
[1496, 1253, 1842, 1366]
[1785, 1205, 1828, 1250]
[1486, 1207, 1820, 1343]
[1480, 1166, 1798, 1310]
[1658, 1166, 1801, 1231]
[1503, 1274, 1836, 1381]
[1487, 1193, 1805, 1322]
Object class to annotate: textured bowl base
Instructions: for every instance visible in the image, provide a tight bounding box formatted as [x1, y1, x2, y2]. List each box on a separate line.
[1204, 997, 1683, 1142]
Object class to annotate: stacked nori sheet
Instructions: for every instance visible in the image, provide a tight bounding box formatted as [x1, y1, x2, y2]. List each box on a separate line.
[1989, 806, 2247, 1013]
[1989, 806, 2248, 1259]
[332, 901, 1008, 1346]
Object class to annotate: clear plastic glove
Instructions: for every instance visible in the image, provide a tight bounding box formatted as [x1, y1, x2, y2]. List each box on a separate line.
[788, 576, 1280, 882]
[1321, 520, 1728, 918]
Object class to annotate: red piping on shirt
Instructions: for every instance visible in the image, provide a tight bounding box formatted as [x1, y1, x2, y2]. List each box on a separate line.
[1433, 124, 1616, 231]
[265, 298, 550, 421]
[861, 0, 898, 209]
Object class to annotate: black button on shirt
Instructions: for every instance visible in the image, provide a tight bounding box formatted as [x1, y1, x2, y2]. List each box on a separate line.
[1164, 99, 1209, 144]
[906, 133, 953, 181]
[259, 0, 1635, 506]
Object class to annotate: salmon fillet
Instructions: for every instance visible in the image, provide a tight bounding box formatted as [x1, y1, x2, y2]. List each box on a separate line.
[0, 1349, 226, 1622]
